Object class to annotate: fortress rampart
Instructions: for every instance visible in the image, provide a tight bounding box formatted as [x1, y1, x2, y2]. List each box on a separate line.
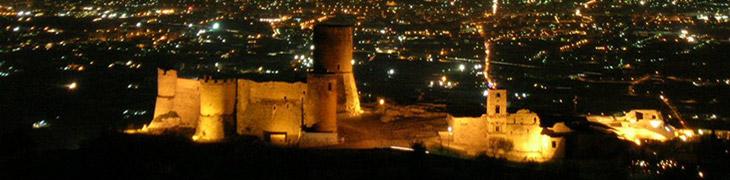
[145, 21, 360, 146]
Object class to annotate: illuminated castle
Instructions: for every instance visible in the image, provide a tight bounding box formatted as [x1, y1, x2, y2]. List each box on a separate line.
[440, 89, 567, 162]
[140, 22, 361, 146]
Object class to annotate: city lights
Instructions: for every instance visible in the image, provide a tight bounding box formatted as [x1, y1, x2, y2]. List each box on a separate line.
[1, 0, 728, 178]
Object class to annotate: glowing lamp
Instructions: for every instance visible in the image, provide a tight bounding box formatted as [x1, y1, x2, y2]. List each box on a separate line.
[67, 82, 77, 90]
[211, 22, 220, 30]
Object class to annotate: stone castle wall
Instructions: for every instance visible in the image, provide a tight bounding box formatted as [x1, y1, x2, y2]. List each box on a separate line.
[149, 69, 199, 130]
[149, 69, 346, 145]
[171, 78, 201, 128]
[236, 79, 307, 142]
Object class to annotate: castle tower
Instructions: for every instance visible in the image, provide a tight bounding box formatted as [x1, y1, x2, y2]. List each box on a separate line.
[152, 68, 177, 120]
[311, 21, 362, 116]
[306, 74, 338, 132]
[486, 89, 508, 116]
[193, 78, 236, 142]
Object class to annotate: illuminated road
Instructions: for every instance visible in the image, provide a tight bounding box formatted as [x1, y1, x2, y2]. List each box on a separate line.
[660, 95, 687, 128]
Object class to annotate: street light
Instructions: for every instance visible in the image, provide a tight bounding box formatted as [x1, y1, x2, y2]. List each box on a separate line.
[67, 82, 77, 90]
[211, 22, 220, 30]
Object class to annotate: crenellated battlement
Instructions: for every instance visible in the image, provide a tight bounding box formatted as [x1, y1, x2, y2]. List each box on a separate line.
[199, 76, 236, 84]
[160, 69, 177, 76]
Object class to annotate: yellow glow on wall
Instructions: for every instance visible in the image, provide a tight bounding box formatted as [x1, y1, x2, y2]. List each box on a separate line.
[193, 116, 224, 142]
[613, 127, 669, 145]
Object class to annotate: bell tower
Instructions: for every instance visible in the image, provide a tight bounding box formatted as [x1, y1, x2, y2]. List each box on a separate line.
[486, 89, 508, 116]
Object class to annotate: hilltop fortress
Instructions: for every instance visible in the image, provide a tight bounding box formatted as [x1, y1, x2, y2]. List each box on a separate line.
[139, 22, 362, 146]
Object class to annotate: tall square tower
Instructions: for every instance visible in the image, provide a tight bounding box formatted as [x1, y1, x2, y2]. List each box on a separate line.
[486, 89, 507, 116]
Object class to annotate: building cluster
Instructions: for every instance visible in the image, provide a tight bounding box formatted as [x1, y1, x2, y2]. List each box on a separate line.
[439, 89, 569, 162]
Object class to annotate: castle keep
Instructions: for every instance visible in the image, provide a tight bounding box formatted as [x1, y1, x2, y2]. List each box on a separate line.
[311, 22, 362, 116]
[142, 22, 361, 146]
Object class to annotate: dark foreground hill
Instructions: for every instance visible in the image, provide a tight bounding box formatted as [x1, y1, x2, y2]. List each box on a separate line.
[0, 133, 567, 179]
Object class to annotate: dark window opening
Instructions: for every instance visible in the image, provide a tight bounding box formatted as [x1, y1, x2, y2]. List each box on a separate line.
[636, 112, 644, 120]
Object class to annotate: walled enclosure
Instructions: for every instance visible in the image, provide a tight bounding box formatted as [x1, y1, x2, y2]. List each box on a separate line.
[149, 75, 314, 143]
[146, 21, 361, 145]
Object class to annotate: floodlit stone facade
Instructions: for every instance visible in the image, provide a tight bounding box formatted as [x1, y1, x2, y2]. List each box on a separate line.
[193, 78, 235, 142]
[143, 22, 358, 147]
[440, 89, 566, 162]
[236, 80, 307, 143]
[146, 70, 344, 146]
[148, 70, 200, 130]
